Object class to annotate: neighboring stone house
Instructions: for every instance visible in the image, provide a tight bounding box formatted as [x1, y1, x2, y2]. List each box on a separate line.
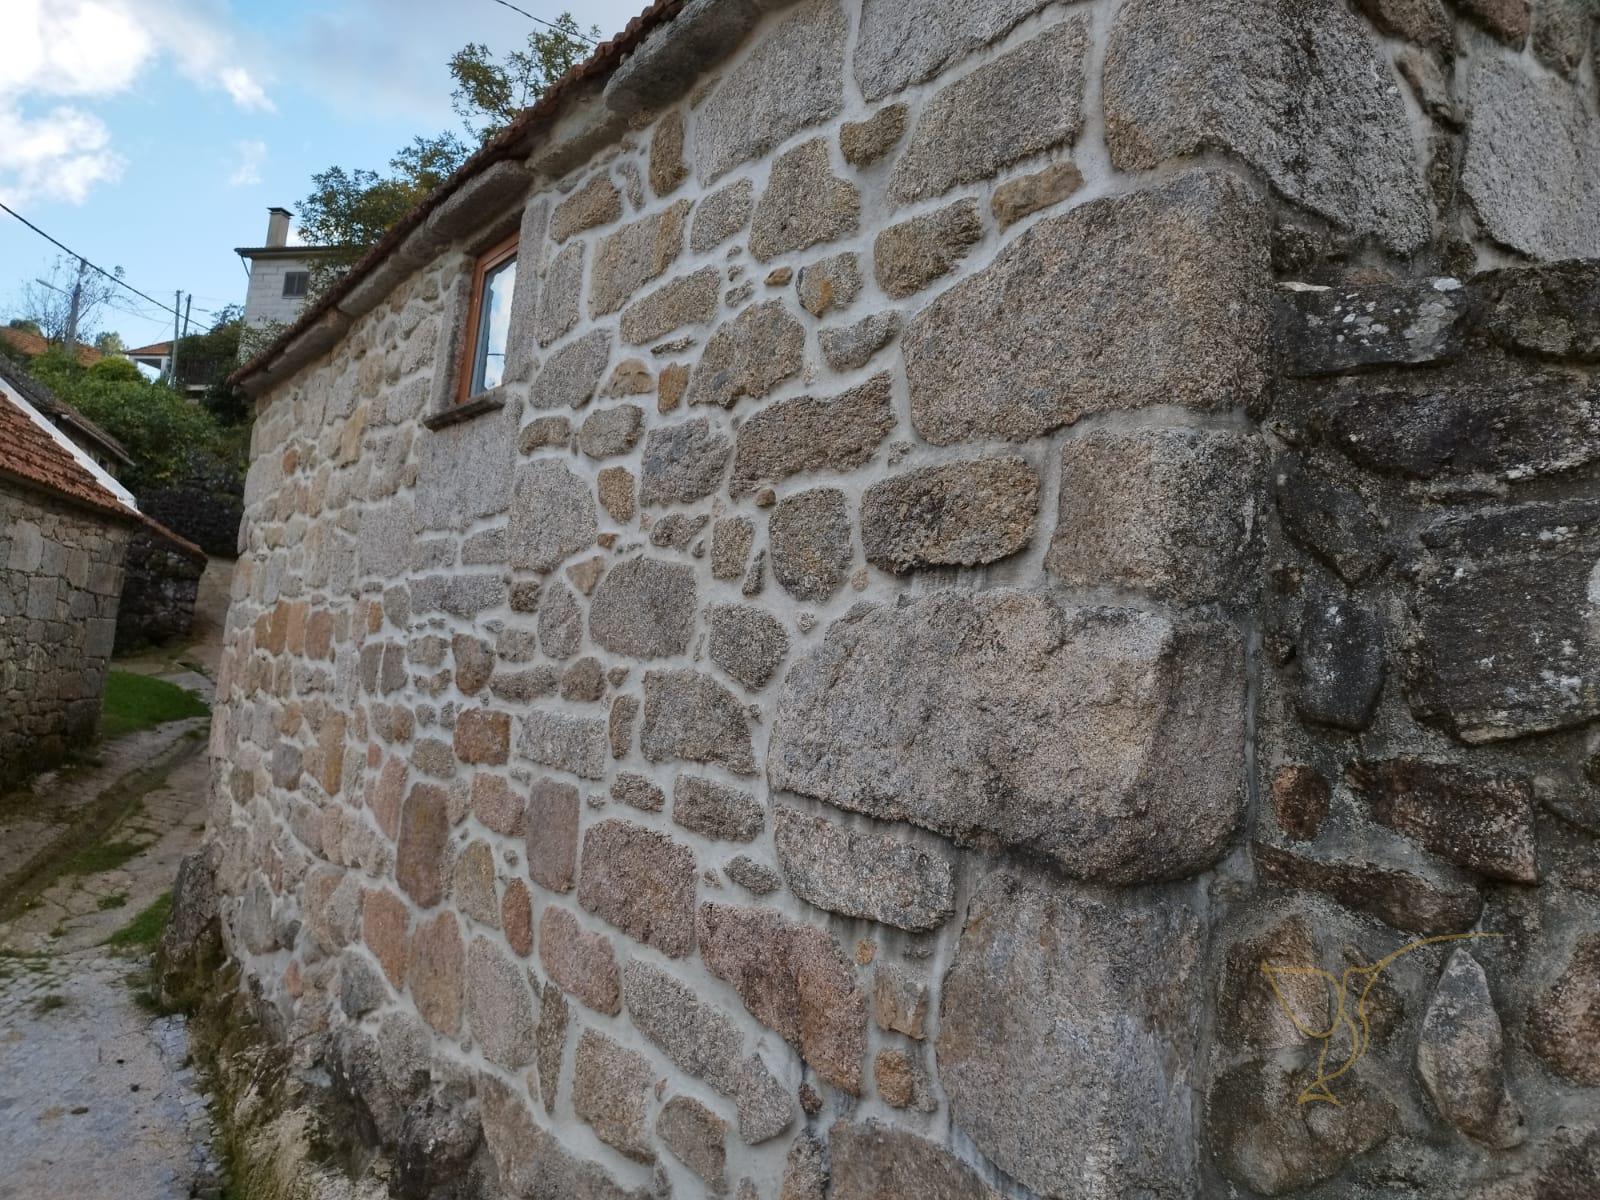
[208, 1, 1600, 1197]
[0, 375, 137, 785]
[0, 361, 206, 783]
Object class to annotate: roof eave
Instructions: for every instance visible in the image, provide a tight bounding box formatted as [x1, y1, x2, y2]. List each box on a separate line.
[227, 0, 715, 396]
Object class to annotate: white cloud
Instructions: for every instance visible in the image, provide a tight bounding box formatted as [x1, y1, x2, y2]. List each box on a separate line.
[218, 67, 273, 112]
[0, 0, 272, 204]
[227, 139, 266, 187]
[0, 105, 124, 206]
[0, 1, 154, 99]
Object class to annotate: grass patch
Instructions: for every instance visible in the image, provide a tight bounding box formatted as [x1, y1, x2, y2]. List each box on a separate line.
[98, 893, 128, 911]
[34, 993, 67, 1014]
[101, 671, 209, 740]
[61, 839, 145, 876]
[105, 892, 171, 951]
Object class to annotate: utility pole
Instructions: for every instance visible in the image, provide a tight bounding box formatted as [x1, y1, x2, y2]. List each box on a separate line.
[62, 257, 87, 350]
[170, 289, 182, 385]
[180, 294, 193, 394]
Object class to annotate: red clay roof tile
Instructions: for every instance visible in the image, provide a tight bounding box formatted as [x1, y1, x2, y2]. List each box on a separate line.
[0, 386, 136, 521]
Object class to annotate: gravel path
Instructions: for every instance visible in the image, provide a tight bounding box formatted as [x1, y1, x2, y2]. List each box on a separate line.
[0, 557, 232, 1199]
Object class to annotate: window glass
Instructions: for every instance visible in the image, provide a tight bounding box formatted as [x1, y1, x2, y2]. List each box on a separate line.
[470, 255, 516, 396]
[282, 271, 309, 298]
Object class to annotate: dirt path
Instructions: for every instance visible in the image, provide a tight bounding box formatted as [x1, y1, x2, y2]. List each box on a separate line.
[0, 558, 232, 1199]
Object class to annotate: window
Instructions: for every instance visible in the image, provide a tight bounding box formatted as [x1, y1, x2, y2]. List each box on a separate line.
[457, 234, 518, 402]
[282, 270, 309, 298]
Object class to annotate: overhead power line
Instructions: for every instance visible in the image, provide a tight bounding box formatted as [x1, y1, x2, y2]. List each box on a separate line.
[485, 0, 598, 44]
[0, 200, 217, 323]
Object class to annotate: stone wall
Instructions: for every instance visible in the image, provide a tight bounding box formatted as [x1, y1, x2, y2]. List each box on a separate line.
[207, 1, 1600, 1197]
[115, 526, 206, 654]
[0, 483, 130, 785]
[139, 454, 245, 560]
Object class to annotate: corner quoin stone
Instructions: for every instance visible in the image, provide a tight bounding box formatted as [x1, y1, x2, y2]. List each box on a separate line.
[1103, 0, 1431, 254]
[937, 871, 1202, 1198]
[770, 590, 1245, 884]
[903, 170, 1269, 445]
[1049, 428, 1265, 606]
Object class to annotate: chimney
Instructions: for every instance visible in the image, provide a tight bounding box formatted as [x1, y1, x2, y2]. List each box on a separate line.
[265, 207, 292, 248]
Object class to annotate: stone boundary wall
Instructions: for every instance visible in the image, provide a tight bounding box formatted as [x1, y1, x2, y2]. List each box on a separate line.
[0, 483, 130, 785]
[207, 1, 1600, 1197]
[114, 525, 206, 654]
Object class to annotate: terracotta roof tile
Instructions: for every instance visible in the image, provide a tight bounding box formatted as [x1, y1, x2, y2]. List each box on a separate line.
[0, 326, 102, 366]
[0, 356, 131, 466]
[0, 386, 136, 521]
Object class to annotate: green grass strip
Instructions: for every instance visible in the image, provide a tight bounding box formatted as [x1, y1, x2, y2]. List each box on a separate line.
[106, 892, 172, 950]
[101, 671, 209, 740]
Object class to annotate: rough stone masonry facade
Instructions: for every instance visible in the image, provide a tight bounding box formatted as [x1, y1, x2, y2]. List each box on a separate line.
[208, 0, 1600, 1196]
[0, 483, 129, 786]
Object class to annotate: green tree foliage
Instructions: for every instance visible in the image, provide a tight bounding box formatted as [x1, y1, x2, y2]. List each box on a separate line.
[295, 15, 597, 291]
[28, 348, 242, 492]
[88, 356, 143, 383]
[168, 305, 251, 424]
[297, 133, 471, 288]
[93, 331, 125, 355]
[448, 14, 599, 142]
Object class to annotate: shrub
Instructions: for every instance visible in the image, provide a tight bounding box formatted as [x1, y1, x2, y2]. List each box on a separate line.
[29, 348, 245, 495]
[88, 356, 143, 383]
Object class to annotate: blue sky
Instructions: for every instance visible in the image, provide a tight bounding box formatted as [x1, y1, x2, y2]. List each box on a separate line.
[0, 0, 644, 350]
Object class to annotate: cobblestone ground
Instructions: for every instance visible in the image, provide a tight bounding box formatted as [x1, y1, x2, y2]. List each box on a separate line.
[0, 950, 221, 1200]
[0, 559, 231, 1199]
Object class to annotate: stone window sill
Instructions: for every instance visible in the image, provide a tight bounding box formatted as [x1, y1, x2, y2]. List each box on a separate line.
[423, 388, 508, 431]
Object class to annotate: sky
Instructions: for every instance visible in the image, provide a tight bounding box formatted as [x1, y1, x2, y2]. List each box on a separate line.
[0, 0, 645, 350]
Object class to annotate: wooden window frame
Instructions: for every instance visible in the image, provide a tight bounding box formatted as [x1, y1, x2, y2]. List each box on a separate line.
[455, 233, 520, 405]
